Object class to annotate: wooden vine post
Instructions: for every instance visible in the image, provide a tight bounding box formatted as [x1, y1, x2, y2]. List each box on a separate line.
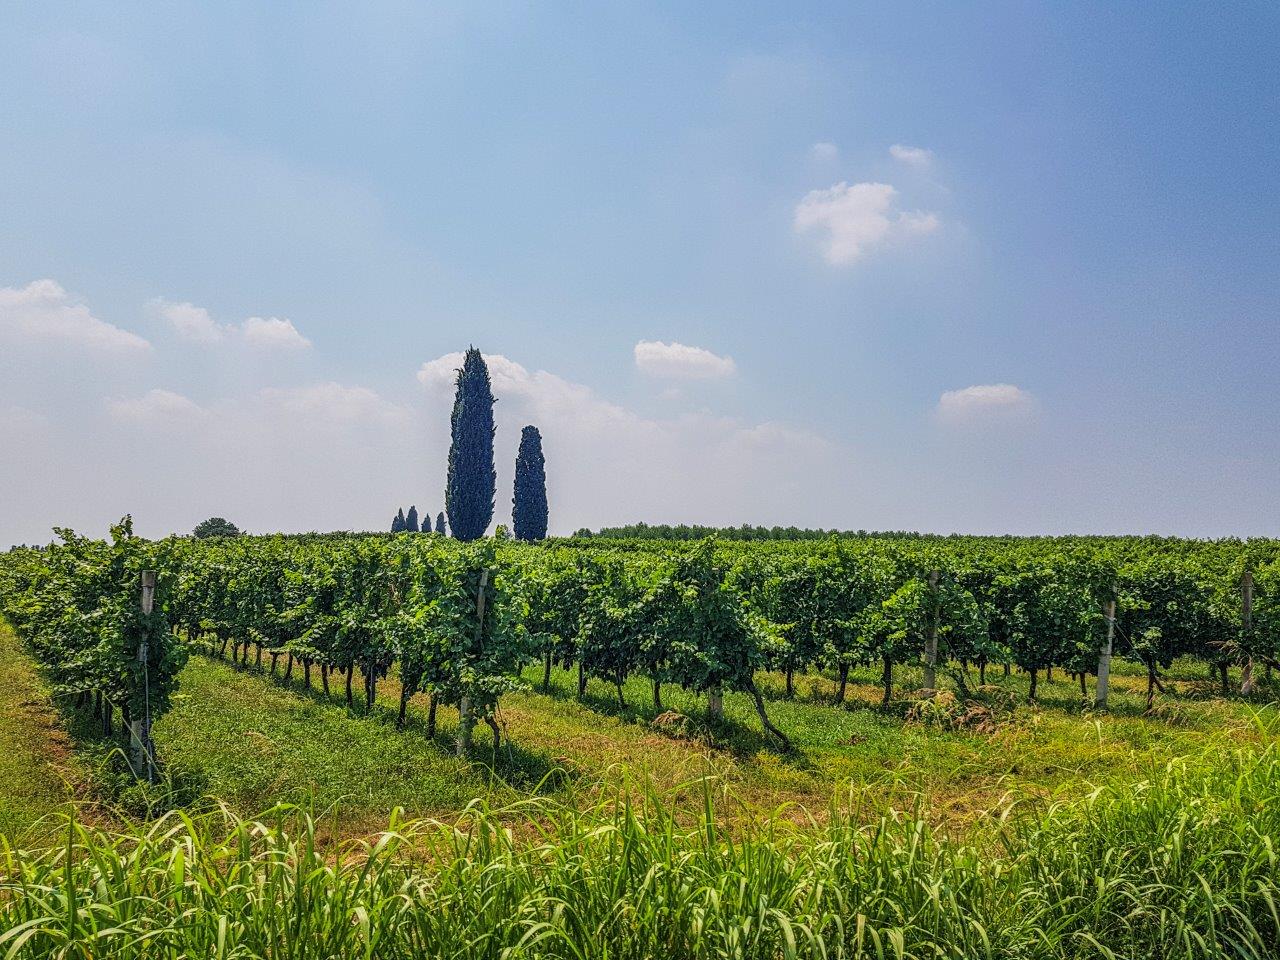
[457, 568, 489, 758]
[1095, 597, 1116, 709]
[707, 688, 723, 718]
[922, 569, 940, 694]
[131, 570, 157, 782]
[1240, 569, 1256, 695]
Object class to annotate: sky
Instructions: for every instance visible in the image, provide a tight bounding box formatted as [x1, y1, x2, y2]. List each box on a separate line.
[2, 1, 1278, 545]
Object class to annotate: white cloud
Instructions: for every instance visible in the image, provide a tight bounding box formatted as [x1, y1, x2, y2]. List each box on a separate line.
[794, 182, 939, 265]
[107, 383, 407, 433]
[890, 144, 933, 168]
[91, 380, 415, 539]
[809, 142, 839, 163]
[148, 298, 225, 344]
[418, 351, 834, 533]
[633, 340, 736, 380]
[242, 316, 311, 350]
[257, 382, 406, 426]
[107, 388, 207, 426]
[0, 279, 150, 352]
[420, 352, 636, 432]
[936, 384, 1036, 423]
[150, 298, 311, 350]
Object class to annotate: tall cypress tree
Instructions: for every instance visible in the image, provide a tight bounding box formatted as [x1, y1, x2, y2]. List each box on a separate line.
[391, 508, 406, 533]
[435, 512, 447, 535]
[405, 505, 420, 532]
[512, 424, 548, 541]
[445, 347, 496, 541]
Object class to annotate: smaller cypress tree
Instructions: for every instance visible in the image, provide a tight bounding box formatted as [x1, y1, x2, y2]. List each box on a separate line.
[435, 512, 447, 535]
[512, 425, 548, 541]
[405, 505, 420, 532]
[391, 508, 406, 533]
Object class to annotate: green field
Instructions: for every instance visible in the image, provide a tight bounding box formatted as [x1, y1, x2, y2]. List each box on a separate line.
[2, 621, 1279, 958]
[9, 621, 1267, 838]
[4, 527, 1280, 958]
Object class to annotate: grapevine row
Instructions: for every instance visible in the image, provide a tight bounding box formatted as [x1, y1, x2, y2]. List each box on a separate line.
[3, 524, 1279, 769]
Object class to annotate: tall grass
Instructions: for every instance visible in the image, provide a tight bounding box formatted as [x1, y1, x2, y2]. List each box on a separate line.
[2, 745, 1278, 959]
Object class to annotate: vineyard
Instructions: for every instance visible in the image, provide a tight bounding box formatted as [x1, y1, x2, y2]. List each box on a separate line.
[2, 523, 1280, 958]
[2, 521, 1278, 774]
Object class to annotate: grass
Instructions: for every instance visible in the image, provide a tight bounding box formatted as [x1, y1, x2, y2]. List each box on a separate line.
[4, 626, 1280, 956]
[0, 623, 82, 842]
[3, 614, 1274, 835]
[2, 742, 1278, 959]
[97, 644, 1277, 834]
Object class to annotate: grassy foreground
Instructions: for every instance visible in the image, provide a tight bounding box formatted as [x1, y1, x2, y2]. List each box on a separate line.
[3, 621, 1280, 957]
[2, 744, 1279, 959]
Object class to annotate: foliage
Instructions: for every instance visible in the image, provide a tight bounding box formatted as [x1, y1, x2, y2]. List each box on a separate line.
[0, 518, 188, 762]
[512, 424, 548, 541]
[403, 540, 529, 721]
[191, 517, 241, 539]
[445, 346, 497, 542]
[4, 526, 1280, 777]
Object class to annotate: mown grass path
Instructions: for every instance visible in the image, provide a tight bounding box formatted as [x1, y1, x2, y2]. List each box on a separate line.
[143, 646, 1279, 836]
[0, 622, 81, 840]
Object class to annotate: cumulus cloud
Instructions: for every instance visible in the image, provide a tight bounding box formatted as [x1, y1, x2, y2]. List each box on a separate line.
[257, 381, 406, 425]
[82, 352, 835, 542]
[936, 384, 1036, 423]
[110, 381, 409, 435]
[420, 352, 636, 433]
[148, 299, 224, 344]
[794, 182, 939, 265]
[150, 297, 311, 349]
[0, 280, 150, 352]
[890, 144, 933, 168]
[91, 379, 414, 538]
[809, 141, 839, 163]
[107, 388, 207, 426]
[418, 351, 833, 533]
[633, 340, 736, 380]
[241, 316, 311, 350]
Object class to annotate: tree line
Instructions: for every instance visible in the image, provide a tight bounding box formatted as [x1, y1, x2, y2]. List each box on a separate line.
[577, 523, 870, 541]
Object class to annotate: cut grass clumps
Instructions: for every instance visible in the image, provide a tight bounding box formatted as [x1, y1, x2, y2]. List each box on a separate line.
[2, 744, 1278, 959]
[904, 689, 1018, 734]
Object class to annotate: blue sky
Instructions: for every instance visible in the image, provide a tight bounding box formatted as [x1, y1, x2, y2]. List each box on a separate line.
[2, 2, 1278, 543]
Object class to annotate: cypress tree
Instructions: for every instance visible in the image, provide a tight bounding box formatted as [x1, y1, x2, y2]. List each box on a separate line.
[435, 512, 447, 535]
[512, 424, 548, 541]
[445, 347, 496, 541]
[405, 505, 420, 532]
[391, 508, 406, 533]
